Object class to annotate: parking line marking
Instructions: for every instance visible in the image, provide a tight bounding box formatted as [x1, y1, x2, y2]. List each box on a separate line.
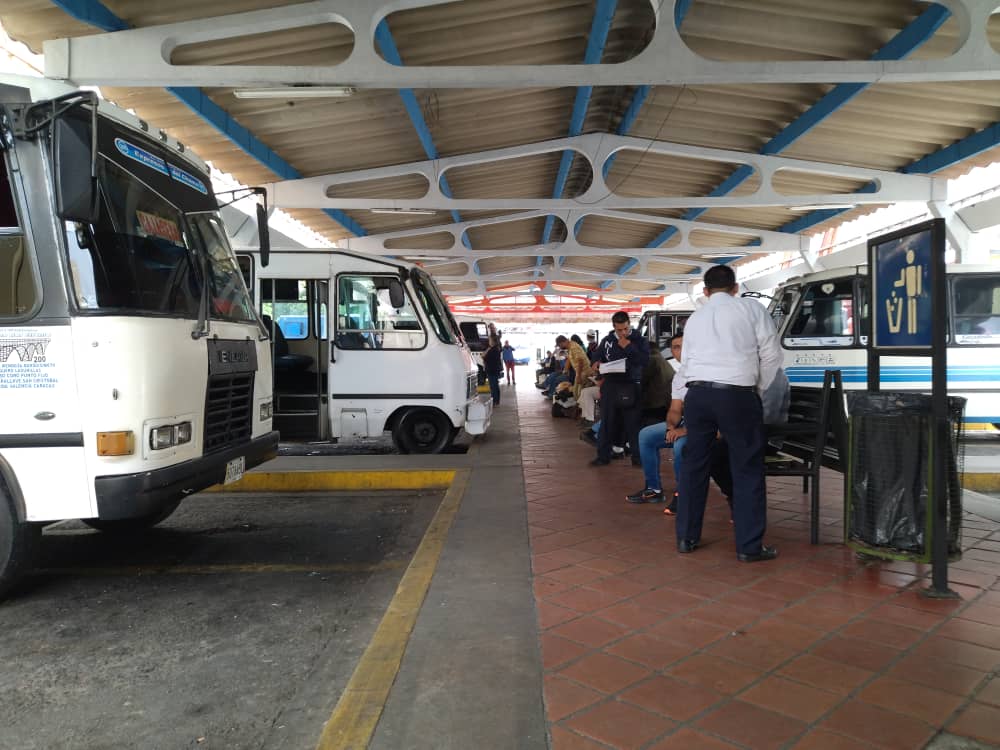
[315, 468, 471, 750]
[205, 470, 456, 493]
[35, 561, 407, 577]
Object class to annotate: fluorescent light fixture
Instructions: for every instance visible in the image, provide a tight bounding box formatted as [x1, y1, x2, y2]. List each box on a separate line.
[790, 203, 856, 212]
[369, 208, 438, 216]
[703, 251, 751, 258]
[233, 86, 356, 99]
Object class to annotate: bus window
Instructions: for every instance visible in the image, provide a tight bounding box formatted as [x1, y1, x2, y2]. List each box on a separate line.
[769, 288, 798, 333]
[657, 313, 673, 351]
[0, 156, 37, 318]
[953, 275, 1000, 344]
[237, 254, 253, 297]
[676, 314, 690, 332]
[335, 274, 425, 350]
[261, 279, 308, 340]
[784, 279, 856, 347]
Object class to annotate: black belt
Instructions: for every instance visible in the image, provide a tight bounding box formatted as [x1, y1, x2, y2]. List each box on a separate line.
[686, 380, 756, 392]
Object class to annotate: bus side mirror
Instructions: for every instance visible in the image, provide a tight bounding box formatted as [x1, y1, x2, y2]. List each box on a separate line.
[256, 202, 270, 268]
[388, 278, 405, 309]
[53, 116, 98, 224]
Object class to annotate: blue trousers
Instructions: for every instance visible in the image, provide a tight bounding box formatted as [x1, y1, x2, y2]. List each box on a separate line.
[487, 372, 500, 405]
[678, 386, 767, 556]
[637, 422, 686, 491]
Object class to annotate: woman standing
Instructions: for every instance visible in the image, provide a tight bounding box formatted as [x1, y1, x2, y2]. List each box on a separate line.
[484, 336, 503, 406]
[501, 340, 517, 385]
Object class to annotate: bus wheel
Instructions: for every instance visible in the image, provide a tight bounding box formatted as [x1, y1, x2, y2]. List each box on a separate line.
[0, 484, 40, 599]
[82, 499, 183, 533]
[393, 408, 453, 454]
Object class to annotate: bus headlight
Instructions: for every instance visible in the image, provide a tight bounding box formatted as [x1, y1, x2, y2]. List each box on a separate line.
[260, 401, 273, 421]
[149, 421, 193, 451]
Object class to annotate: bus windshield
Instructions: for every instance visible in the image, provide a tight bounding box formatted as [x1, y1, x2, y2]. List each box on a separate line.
[412, 269, 459, 344]
[65, 154, 254, 323]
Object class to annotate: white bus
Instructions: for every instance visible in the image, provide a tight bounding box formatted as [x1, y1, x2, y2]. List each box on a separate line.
[636, 308, 693, 356]
[240, 249, 491, 452]
[0, 76, 278, 595]
[768, 265, 1000, 428]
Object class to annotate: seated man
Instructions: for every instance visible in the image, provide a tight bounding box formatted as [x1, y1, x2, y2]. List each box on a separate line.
[625, 332, 732, 513]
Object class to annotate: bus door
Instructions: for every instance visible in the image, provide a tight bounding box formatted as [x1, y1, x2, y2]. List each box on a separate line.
[260, 277, 327, 440]
[330, 272, 426, 440]
[1, 147, 91, 520]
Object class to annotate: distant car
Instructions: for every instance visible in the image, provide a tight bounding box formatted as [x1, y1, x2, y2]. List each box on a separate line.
[513, 347, 532, 365]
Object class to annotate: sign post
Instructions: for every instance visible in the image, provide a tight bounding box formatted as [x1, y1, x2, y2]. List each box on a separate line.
[868, 218, 955, 598]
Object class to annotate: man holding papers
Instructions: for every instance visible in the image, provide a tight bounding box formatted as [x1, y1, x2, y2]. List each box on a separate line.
[590, 311, 650, 467]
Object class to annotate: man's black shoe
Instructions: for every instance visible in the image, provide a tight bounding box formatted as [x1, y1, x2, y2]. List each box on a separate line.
[626, 488, 664, 504]
[737, 545, 778, 563]
[677, 539, 698, 554]
[610, 451, 625, 460]
[590, 457, 610, 466]
[580, 430, 597, 445]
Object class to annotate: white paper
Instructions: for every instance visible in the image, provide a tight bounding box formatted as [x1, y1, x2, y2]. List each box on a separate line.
[599, 358, 627, 374]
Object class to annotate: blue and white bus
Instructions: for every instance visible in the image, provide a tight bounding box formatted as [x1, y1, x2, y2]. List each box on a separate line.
[768, 265, 1000, 428]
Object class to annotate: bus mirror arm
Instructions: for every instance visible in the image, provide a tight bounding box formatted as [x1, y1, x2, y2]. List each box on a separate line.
[191, 253, 211, 340]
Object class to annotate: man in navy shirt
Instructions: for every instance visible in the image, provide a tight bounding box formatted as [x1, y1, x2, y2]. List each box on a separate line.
[591, 311, 650, 467]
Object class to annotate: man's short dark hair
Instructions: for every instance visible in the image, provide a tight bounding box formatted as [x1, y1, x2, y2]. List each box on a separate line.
[555, 335, 569, 345]
[669, 331, 684, 346]
[704, 264, 737, 291]
[611, 311, 630, 325]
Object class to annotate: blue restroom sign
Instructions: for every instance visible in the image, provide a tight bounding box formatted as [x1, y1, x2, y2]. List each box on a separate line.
[872, 225, 933, 349]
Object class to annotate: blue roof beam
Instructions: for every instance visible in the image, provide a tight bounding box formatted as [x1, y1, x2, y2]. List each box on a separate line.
[49, 0, 367, 238]
[603, 3, 951, 287]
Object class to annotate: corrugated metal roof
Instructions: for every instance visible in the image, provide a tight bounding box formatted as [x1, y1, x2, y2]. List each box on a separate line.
[2, 0, 998, 302]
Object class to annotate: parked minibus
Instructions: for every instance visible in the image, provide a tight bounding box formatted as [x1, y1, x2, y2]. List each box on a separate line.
[636, 308, 693, 357]
[239, 249, 491, 452]
[767, 265, 1000, 428]
[0, 75, 278, 595]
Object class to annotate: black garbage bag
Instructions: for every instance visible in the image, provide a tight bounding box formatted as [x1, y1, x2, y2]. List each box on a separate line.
[846, 392, 964, 555]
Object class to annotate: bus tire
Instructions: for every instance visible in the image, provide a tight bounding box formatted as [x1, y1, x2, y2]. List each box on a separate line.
[392, 408, 453, 454]
[0, 483, 40, 599]
[82, 499, 183, 533]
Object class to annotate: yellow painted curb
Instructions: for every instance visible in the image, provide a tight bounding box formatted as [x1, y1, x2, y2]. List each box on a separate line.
[315, 469, 471, 750]
[961, 473, 1000, 493]
[204, 470, 456, 493]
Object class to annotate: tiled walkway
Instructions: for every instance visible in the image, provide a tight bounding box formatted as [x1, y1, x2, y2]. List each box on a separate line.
[516, 382, 1000, 750]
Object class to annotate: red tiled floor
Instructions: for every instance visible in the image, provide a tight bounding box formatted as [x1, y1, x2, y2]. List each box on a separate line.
[563, 699, 675, 750]
[544, 675, 604, 722]
[603, 633, 692, 671]
[791, 729, 880, 749]
[811, 635, 904, 673]
[549, 615, 632, 648]
[948, 702, 1000, 746]
[695, 700, 808, 750]
[549, 725, 609, 750]
[647, 728, 741, 749]
[558, 652, 652, 694]
[666, 653, 761, 695]
[518, 387, 1000, 750]
[708, 634, 802, 671]
[821, 699, 936, 750]
[619, 675, 723, 722]
[739, 675, 842, 722]
[540, 633, 591, 670]
[778, 654, 876, 695]
[857, 676, 966, 726]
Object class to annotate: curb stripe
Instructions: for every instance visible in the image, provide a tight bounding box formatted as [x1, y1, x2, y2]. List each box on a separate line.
[315, 469, 471, 750]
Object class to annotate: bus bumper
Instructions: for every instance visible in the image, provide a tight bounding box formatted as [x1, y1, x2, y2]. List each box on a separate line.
[93, 431, 280, 520]
[465, 396, 492, 436]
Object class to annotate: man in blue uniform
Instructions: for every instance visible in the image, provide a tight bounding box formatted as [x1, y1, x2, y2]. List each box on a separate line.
[677, 265, 783, 562]
[591, 311, 650, 467]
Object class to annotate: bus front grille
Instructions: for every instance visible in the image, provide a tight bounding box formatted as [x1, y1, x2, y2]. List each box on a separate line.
[204, 372, 254, 452]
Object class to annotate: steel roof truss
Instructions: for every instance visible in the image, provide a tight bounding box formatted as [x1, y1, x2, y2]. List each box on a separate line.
[44, 0, 1000, 87]
[266, 133, 940, 211]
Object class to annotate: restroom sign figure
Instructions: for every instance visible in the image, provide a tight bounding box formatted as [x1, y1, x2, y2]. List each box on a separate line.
[872, 226, 934, 349]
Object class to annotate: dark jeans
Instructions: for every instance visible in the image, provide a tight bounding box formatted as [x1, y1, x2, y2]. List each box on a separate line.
[487, 372, 500, 405]
[596, 380, 641, 462]
[678, 386, 766, 555]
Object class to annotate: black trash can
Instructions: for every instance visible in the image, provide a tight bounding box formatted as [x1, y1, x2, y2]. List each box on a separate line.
[845, 392, 965, 561]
